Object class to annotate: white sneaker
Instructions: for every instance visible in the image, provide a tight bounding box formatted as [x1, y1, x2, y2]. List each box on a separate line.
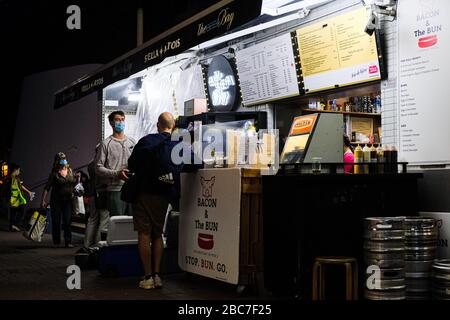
[139, 277, 155, 289]
[154, 275, 163, 288]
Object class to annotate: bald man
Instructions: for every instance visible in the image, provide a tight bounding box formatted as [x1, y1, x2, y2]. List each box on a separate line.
[127, 112, 181, 290]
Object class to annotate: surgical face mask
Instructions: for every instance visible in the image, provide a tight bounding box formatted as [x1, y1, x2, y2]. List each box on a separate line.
[114, 121, 125, 133]
[59, 159, 68, 166]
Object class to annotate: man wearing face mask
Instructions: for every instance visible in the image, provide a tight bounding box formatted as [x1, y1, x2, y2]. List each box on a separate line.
[95, 110, 136, 217]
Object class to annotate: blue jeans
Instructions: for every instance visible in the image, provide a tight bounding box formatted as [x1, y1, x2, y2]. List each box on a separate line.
[51, 199, 72, 245]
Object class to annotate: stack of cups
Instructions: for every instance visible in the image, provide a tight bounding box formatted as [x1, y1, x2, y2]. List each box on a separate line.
[404, 217, 438, 300]
[364, 217, 406, 300]
[432, 259, 450, 300]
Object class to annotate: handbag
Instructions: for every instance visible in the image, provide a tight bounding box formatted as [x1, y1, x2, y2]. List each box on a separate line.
[120, 173, 139, 203]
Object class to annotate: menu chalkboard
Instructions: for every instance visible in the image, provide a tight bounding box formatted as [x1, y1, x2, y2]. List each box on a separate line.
[296, 7, 382, 93]
[235, 33, 299, 106]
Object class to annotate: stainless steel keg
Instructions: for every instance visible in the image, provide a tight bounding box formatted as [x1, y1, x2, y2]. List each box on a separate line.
[364, 217, 406, 300]
[432, 259, 450, 300]
[404, 217, 438, 300]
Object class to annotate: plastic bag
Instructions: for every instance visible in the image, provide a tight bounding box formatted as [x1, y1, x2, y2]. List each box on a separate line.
[73, 182, 84, 197]
[73, 196, 85, 215]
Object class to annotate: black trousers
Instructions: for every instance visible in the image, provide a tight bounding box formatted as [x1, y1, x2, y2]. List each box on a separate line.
[50, 199, 72, 245]
[9, 205, 24, 228]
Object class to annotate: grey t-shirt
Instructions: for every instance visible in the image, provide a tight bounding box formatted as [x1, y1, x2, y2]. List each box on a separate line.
[95, 135, 136, 192]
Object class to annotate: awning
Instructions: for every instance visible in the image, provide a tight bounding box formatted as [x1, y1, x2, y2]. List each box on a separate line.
[54, 0, 262, 109]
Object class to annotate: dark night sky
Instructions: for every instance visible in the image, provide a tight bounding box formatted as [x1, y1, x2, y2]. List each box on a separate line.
[0, 0, 220, 159]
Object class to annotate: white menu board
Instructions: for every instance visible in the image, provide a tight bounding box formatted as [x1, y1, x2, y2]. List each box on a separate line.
[235, 33, 299, 106]
[398, 0, 450, 164]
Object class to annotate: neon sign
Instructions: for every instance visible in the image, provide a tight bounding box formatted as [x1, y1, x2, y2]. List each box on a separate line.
[208, 71, 235, 106]
[206, 55, 238, 111]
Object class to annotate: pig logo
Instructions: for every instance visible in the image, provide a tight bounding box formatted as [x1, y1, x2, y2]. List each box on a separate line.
[200, 176, 216, 198]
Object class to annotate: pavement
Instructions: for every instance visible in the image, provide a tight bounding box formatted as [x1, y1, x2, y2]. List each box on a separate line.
[0, 219, 261, 300]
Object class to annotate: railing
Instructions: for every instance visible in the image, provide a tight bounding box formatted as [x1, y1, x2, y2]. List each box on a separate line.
[27, 164, 90, 191]
[278, 162, 409, 175]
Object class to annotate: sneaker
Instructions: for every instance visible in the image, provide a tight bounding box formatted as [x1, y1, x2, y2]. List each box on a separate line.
[153, 274, 163, 288]
[139, 277, 155, 289]
[65, 243, 74, 248]
[11, 225, 21, 232]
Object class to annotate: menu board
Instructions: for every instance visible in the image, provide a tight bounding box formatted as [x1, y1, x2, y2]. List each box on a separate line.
[235, 33, 299, 106]
[398, 0, 450, 164]
[296, 7, 382, 93]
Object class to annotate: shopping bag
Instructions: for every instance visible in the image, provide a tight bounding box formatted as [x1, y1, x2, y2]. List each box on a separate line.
[73, 196, 85, 215]
[23, 210, 48, 242]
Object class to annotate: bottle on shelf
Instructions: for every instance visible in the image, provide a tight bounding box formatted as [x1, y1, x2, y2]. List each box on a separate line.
[391, 145, 398, 173]
[332, 99, 338, 111]
[363, 144, 371, 174]
[354, 144, 363, 174]
[376, 144, 384, 174]
[319, 100, 325, 111]
[345, 99, 351, 112]
[367, 95, 373, 113]
[384, 144, 392, 173]
[375, 94, 381, 114]
[370, 144, 377, 173]
[353, 96, 360, 112]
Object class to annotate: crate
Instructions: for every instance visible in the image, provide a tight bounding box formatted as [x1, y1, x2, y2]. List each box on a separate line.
[239, 169, 264, 290]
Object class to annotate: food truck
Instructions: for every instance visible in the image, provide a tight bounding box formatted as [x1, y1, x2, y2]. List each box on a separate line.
[12, 0, 450, 299]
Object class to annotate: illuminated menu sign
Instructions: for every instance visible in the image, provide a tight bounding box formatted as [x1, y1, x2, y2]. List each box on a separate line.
[296, 7, 382, 93]
[206, 55, 238, 112]
[235, 33, 299, 106]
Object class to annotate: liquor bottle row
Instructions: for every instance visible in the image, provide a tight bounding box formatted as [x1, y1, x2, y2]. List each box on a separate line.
[308, 94, 381, 114]
[353, 144, 398, 174]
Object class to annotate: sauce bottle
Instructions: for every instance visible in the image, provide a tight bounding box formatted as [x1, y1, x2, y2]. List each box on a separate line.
[376, 144, 384, 174]
[384, 144, 392, 173]
[354, 144, 363, 174]
[370, 144, 377, 174]
[391, 145, 398, 173]
[363, 144, 371, 174]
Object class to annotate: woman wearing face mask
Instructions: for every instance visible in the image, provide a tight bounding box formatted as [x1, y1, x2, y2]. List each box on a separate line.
[41, 152, 76, 248]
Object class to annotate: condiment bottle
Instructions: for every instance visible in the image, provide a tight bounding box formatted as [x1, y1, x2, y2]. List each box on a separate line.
[354, 144, 363, 174]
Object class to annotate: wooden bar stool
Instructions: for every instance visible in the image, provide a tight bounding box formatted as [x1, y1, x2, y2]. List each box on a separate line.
[312, 256, 358, 300]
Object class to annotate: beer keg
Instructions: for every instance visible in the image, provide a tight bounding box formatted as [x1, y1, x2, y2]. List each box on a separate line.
[432, 259, 450, 300]
[364, 217, 405, 300]
[404, 217, 438, 300]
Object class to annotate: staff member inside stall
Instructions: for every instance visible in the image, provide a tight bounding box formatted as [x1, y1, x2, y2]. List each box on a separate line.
[344, 135, 354, 174]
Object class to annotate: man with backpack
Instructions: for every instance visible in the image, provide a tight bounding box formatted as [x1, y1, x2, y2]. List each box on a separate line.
[127, 112, 181, 289]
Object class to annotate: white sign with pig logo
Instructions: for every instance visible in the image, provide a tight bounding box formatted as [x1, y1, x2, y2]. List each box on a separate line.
[179, 168, 241, 284]
[201, 176, 215, 198]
